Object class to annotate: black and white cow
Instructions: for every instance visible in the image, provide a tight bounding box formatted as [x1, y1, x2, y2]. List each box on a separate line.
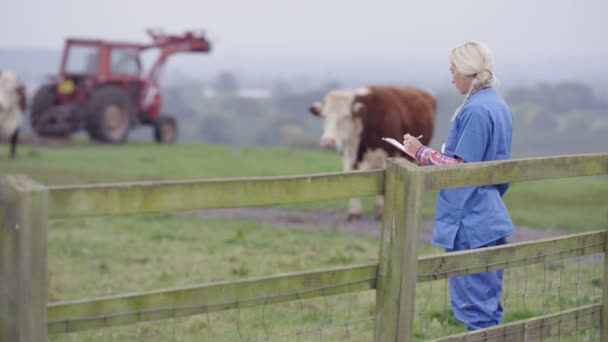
[0, 71, 26, 159]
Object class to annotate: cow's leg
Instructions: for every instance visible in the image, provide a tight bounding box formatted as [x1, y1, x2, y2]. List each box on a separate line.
[375, 196, 384, 220]
[9, 129, 19, 159]
[374, 160, 388, 220]
[358, 149, 389, 220]
[346, 172, 363, 221]
[342, 151, 363, 221]
[347, 198, 363, 221]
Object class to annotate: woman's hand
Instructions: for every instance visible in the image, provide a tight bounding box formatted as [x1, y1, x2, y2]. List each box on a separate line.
[402, 134, 424, 159]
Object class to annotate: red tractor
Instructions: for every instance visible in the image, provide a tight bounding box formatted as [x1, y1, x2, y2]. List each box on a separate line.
[30, 29, 211, 143]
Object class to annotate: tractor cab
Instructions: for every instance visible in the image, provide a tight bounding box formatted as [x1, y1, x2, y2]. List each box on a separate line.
[63, 43, 100, 75]
[61, 40, 142, 78]
[58, 40, 144, 105]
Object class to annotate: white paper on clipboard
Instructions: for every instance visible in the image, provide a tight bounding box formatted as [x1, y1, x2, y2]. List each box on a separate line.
[381, 137, 407, 153]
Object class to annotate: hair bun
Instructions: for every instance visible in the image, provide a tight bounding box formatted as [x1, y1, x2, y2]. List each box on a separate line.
[476, 69, 494, 87]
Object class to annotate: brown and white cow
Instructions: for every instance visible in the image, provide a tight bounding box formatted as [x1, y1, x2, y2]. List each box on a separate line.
[0, 71, 26, 159]
[310, 86, 436, 220]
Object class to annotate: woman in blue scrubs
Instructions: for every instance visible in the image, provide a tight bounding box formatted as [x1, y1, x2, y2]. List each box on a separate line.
[402, 41, 515, 331]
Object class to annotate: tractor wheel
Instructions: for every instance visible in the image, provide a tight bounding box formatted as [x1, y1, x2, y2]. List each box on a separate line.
[154, 116, 178, 143]
[86, 86, 132, 143]
[30, 84, 59, 136]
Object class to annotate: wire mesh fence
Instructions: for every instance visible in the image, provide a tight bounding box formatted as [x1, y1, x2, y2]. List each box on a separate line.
[48, 239, 605, 341]
[415, 243, 604, 341]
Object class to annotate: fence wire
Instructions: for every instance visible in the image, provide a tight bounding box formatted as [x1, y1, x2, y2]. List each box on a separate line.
[50, 243, 605, 341]
[415, 244, 603, 341]
[50, 278, 376, 342]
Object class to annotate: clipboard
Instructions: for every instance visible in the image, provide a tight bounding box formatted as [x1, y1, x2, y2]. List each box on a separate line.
[381, 137, 407, 153]
[382, 135, 423, 154]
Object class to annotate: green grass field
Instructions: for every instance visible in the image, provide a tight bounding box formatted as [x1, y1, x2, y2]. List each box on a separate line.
[45, 213, 603, 341]
[1, 142, 606, 340]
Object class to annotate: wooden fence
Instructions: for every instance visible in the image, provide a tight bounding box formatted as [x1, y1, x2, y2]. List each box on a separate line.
[0, 152, 606, 341]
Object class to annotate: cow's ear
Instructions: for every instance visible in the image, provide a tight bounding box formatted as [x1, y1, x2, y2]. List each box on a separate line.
[352, 102, 366, 118]
[309, 102, 323, 117]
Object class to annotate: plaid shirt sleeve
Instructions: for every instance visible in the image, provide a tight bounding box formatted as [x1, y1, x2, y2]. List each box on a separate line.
[415, 146, 464, 166]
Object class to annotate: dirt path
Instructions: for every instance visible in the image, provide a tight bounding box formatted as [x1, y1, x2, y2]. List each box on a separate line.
[182, 208, 566, 244]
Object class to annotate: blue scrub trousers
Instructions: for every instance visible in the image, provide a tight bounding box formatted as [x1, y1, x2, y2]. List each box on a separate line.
[446, 228, 509, 331]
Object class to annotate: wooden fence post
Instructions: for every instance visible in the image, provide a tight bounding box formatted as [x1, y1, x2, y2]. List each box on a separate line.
[0, 175, 49, 341]
[374, 159, 425, 342]
[602, 231, 608, 340]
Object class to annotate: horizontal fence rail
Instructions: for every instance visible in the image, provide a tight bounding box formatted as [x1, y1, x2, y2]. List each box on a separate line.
[420, 152, 608, 191]
[47, 153, 608, 219]
[47, 264, 378, 334]
[47, 230, 606, 334]
[417, 230, 606, 282]
[48, 170, 385, 219]
[430, 304, 601, 342]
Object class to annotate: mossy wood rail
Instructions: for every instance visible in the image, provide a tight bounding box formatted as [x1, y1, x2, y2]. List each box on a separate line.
[48, 170, 385, 219]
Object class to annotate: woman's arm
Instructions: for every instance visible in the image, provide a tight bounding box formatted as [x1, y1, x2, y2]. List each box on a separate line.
[415, 146, 464, 166]
[402, 134, 464, 166]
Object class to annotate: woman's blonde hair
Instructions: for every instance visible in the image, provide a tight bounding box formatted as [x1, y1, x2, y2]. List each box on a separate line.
[450, 41, 497, 120]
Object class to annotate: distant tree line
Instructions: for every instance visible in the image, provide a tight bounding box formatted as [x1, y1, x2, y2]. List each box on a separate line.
[162, 71, 607, 157]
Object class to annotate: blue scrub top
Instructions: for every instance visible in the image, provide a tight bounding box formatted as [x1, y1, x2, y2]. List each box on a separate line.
[432, 88, 515, 249]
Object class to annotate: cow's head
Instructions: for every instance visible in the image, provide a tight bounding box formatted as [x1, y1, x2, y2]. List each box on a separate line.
[0, 71, 22, 112]
[309, 88, 369, 152]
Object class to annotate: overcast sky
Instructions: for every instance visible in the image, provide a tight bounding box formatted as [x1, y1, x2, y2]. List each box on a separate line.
[2, 0, 607, 89]
[2, 0, 606, 60]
